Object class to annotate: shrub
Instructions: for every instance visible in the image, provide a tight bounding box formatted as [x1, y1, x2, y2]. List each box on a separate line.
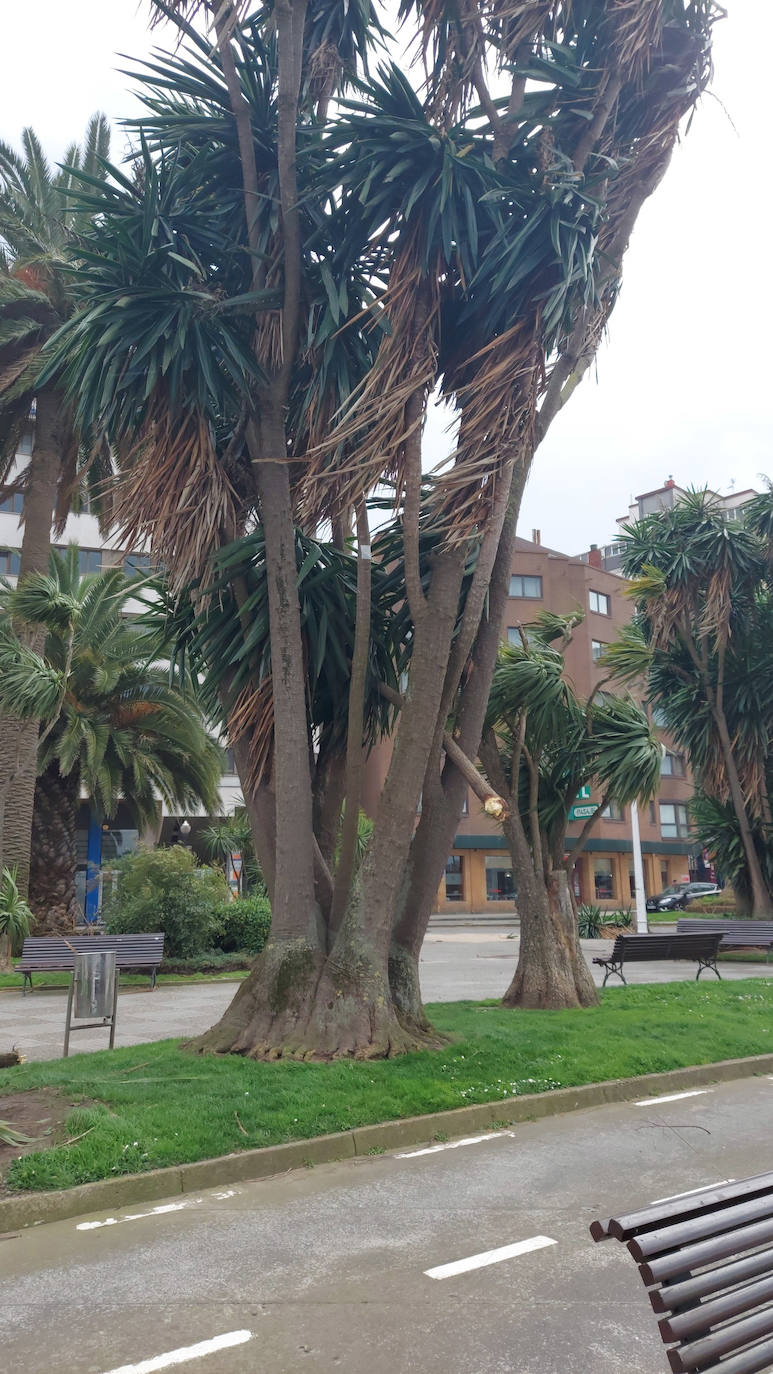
[213, 895, 271, 955]
[603, 906, 633, 929]
[159, 951, 254, 974]
[0, 867, 33, 954]
[101, 845, 228, 958]
[578, 904, 604, 939]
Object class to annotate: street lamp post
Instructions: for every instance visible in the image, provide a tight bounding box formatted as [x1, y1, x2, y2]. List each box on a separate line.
[630, 800, 648, 933]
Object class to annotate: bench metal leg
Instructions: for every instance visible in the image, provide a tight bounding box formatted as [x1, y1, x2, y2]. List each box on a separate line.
[601, 962, 626, 987]
[22, 972, 32, 996]
[696, 959, 721, 981]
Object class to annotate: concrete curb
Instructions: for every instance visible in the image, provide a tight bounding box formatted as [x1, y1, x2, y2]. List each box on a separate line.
[3, 1051, 773, 1233]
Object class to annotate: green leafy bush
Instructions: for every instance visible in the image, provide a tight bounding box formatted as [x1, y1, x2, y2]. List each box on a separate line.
[214, 895, 271, 955]
[159, 951, 253, 974]
[101, 846, 228, 958]
[0, 867, 33, 954]
[578, 904, 604, 939]
[602, 906, 633, 930]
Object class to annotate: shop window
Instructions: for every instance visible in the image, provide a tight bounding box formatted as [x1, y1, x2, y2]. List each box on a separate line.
[445, 855, 464, 902]
[485, 855, 515, 902]
[660, 802, 690, 839]
[593, 859, 614, 900]
[509, 574, 542, 599]
[660, 862, 669, 888]
[589, 589, 611, 616]
[629, 866, 636, 899]
[602, 801, 624, 821]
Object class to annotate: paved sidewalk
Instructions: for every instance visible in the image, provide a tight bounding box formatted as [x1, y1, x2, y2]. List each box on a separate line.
[1, 928, 770, 1062]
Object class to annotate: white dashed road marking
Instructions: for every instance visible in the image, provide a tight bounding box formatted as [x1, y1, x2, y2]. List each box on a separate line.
[101, 1330, 253, 1374]
[424, 1235, 556, 1280]
[634, 1089, 711, 1107]
[397, 1131, 513, 1158]
[77, 1192, 236, 1231]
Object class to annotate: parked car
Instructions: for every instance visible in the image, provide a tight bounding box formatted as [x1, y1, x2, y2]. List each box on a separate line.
[645, 882, 720, 913]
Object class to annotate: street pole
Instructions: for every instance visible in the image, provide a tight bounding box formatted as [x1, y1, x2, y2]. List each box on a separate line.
[631, 800, 648, 933]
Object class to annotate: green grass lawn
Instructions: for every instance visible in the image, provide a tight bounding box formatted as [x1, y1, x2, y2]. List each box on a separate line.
[0, 970, 250, 991]
[2, 979, 772, 1194]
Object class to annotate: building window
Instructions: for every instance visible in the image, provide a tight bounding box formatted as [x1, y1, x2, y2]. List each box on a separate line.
[461, 793, 469, 817]
[124, 552, 152, 578]
[594, 859, 614, 900]
[649, 801, 656, 824]
[589, 589, 611, 616]
[485, 855, 515, 902]
[601, 801, 624, 822]
[17, 430, 33, 455]
[591, 639, 607, 662]
[0, 488, 24, 514]
[509, 574, 542, 599]
[0, 548, 21, 576]
[660, 802, 691, 839]
[445, 855, 464, 902]
[79, 549, 103, 575]
[222, 747, 236, 773]
[661, 751, 685, 777]
[651, 703, 669, 728]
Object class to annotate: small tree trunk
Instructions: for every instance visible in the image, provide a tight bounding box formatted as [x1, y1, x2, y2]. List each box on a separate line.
[28, 763, 80, 935]
[502, 819, 598, 1010]
[713, 707, 772, 916]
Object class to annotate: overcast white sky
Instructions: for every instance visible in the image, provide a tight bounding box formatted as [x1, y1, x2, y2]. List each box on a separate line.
[3, 2, 770, 554]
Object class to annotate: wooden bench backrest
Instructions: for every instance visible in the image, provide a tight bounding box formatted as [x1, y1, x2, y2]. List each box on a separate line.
[677, 918, 773, 941]
[591, 1171, 773, 1372]
[17, 934, 165, 968]
[609, 933, 722, 962]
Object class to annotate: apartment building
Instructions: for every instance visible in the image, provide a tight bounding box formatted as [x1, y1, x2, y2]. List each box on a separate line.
[593, 477, 759, 575]
[431, 532, 700, 914]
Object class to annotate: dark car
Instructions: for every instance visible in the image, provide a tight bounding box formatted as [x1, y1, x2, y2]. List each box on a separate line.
[645, 882, 720, 913]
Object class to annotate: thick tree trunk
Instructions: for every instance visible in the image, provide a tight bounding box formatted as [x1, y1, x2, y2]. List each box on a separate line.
[502, 821, 598, 1010]
[0, 388, 62, 894]
[28, 763, 80, 935]
[390, 462, 529, 1025]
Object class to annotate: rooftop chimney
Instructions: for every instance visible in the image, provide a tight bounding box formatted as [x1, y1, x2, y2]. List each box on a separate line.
[664, 475, 675, 489]
[532, 528, 541, 544]
[587, 544, 602, 569]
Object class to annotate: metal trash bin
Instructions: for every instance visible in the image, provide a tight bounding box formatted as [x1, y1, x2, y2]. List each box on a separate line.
[73, 950, 116, 1018]
[64, 950, 119, 1056]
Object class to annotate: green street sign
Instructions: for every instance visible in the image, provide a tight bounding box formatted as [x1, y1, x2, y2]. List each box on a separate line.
[569, 803, 599, 821]
[576, 785, 591, 801]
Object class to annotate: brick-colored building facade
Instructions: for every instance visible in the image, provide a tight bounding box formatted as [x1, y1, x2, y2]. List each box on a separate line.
[365, 532, 700, 914]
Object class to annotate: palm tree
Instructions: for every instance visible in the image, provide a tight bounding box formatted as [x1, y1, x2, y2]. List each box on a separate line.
[41, 3, 718, 1056]
[604, 491, 773, 917]
[479, 616, 661, 1009]
[0, 548, 222, 934]
[0, 115, 111, 894]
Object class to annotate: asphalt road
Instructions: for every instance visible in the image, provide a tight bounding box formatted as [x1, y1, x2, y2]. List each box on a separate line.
[2, 928, 772, 1062]
[2, 1074, 773, 1374]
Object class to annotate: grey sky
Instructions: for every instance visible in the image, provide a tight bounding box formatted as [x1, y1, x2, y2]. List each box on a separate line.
[4, 2, 769, 554]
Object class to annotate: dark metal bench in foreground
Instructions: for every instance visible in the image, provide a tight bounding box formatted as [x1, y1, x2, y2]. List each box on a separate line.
[15, 934, 165, 993]
[591, 1170, 773, 1372]
[592, 933, 723, 986]
[677, 920, 773, 961]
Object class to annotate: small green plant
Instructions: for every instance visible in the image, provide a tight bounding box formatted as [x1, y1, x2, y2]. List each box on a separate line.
[578, 904, 604, 939]
[213, 895, 271, 955]
[101, 846, 228, 958]
[601, 906, 633, 930]
[433, 1130, 448, 1142]
[0, 867, 33, 951]
[366, 1145, 386, 1155]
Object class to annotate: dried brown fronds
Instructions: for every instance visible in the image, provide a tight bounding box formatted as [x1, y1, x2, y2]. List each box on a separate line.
[227, 676, 275, 789]
[113, 398, 239, 590]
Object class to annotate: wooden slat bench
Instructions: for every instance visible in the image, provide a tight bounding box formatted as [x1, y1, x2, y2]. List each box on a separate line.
[15, 934, 165, 993]
[592, 933, 723, 987]
[677, 919, 773, 961]
[591, 1170, 773, 1373]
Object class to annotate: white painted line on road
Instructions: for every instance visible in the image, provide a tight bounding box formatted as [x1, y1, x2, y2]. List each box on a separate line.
[650, 1179, 735, 1206]
[101, 1330, 253, 1374]
[77, 1191, 236, 1231]
[397, 1131, 513, 1158]
[424, 1235, 556, 1280]
[634, 1089, 711, 1107]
